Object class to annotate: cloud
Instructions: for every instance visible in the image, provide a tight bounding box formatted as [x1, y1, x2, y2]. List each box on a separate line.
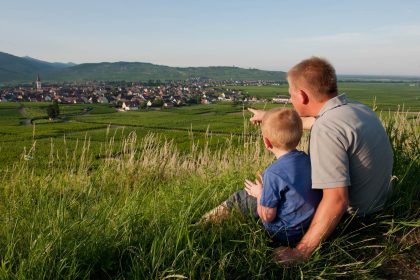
[375, 24, 420, 36]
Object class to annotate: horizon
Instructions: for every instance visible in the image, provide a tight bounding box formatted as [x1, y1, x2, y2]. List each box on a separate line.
[15, 53, 420, 78]
[1, 0, 419, 76]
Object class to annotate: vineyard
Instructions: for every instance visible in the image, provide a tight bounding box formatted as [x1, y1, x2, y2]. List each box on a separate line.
[0, 83, 419, 278]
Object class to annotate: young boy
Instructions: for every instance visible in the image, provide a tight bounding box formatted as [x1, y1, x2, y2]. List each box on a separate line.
[201, 107, 322, 242]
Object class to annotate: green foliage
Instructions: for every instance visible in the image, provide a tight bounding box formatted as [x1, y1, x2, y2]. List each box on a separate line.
[89, 104, 117, 114]
[0, 85, 420, 278]
[152, 98, 164, 107]
[52, 99, 60, 117]
[224, 83, 420, 111]
[0, 51, 287, 83]
[0, 110, 418, 278]
[0, 102, 26, 126]
[46, 104, 55, 119]
[68, 104, 254, 134]
[187, 96, 200, 104]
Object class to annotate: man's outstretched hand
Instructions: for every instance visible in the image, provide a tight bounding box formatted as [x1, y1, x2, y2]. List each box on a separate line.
[272, 246, 305, 265]
[248, 108, 266, 125]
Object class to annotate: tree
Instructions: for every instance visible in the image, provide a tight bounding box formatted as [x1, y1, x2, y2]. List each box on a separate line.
[187, 96, 199, 105]
[47, 105, 55, 119]
[152, 98, 164, 107]
[52, 100, 60, 117]
[140, 102, 146, 109]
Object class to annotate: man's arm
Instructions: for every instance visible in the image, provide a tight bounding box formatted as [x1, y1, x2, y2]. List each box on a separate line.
[248, 108, 315, 130]
[273, 187, 349, 263]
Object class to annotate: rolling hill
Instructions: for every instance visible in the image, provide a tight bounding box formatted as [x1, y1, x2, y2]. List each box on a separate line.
[0, 51, 287, 84]
[0, 51, 47, 82]
[21, 56, 76, 70]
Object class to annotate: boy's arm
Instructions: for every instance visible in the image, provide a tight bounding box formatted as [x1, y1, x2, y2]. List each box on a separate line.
[248, 108, 315, 130]
[256, 193, 277, 223]
[244, 171, 277, 223]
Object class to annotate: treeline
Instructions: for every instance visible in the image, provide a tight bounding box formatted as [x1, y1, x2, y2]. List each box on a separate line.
[338, 79, 420, 83]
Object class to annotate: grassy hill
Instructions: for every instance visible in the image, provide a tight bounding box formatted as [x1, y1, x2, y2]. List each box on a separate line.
[0, 51, 49, 83]
[46, 62, 287, 82]
[0, 101, 419, 278]
[0, 51, 286, 83]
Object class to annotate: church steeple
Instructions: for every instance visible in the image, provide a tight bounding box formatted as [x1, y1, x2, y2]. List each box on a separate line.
[36, 74, 42, 90]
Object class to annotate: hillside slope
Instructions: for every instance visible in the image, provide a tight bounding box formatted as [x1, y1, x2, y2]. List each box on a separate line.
[0, 51, 49, 82]
[0, 52, 286, 83]
[47, 62, 287, 82]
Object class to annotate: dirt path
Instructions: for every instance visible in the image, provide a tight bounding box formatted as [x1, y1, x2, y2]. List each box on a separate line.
[19, 105, 32, 126]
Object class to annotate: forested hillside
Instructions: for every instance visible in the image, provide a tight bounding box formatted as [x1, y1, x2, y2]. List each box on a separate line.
[0, 51, 287, 83]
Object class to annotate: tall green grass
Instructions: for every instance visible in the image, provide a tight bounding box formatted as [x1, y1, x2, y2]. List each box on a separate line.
[0, 111, 419, 279]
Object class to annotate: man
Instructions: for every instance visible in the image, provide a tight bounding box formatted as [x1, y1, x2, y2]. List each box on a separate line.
[248, 57, 393, 263]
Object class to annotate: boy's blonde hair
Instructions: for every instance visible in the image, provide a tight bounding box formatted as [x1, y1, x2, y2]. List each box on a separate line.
[261, 107, 302, 150]
[287, 56, 338, 102]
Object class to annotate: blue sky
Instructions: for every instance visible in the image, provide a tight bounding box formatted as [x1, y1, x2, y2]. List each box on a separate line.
[1, 0, 419, 75]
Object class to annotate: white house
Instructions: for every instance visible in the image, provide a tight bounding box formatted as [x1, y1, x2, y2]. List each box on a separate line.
[97, 97, 109, 104]
[122, 101, 139, 111]
[163, 102, 173, 108]
[272, 96, 291, 104]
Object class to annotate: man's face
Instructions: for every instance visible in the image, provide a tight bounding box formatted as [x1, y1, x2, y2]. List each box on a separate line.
[288, 83, 304, 116]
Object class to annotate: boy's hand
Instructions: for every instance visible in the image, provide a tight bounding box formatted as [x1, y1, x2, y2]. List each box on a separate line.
[244, 171, 264, 198]
[248, 108, 266, 125]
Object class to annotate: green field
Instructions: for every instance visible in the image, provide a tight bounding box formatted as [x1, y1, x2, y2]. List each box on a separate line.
[21, 102, 116, 119]
[223, 82, 420, 111]
[69, 104, 254, 134]
[1, 83, 419, 171]
[0, 83, 419, 278]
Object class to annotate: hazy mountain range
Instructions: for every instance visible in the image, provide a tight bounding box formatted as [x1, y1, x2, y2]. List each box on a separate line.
[2, 51, 417, 85]
[0, 51, 287, 84]
[21, 56, 76, 70]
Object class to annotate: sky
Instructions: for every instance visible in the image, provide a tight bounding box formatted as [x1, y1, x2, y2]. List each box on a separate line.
[1, 0, 420, 76]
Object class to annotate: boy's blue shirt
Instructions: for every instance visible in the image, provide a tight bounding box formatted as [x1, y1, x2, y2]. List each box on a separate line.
[260, 150, 322, 241]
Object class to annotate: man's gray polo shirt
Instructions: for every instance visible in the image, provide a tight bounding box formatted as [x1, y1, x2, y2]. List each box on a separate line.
[310, 94, 393, 215]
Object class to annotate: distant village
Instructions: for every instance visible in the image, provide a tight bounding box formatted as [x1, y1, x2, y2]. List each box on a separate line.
[0, 75, 291, 110]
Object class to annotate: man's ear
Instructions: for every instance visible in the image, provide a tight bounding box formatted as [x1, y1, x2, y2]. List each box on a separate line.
[298, 89, 309, 105]
[263, 136, 273, 149]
